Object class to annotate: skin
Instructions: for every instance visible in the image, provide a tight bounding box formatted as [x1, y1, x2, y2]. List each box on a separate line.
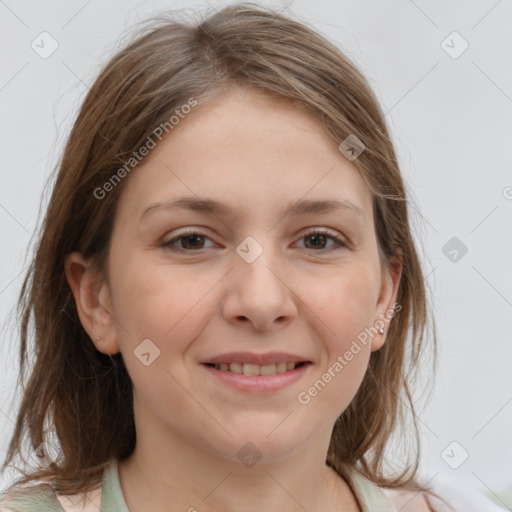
[66, 86, 402, 511]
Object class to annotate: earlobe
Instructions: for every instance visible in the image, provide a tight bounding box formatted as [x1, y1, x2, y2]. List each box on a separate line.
[64, 252, 120, 355]
[371, 250, 403, 352]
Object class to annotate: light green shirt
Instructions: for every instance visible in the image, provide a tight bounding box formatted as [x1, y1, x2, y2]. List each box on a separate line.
[1, 458, 395, 511]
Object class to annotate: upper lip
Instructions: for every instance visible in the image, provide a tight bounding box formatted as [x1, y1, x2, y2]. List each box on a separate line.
[201, 352, 311, 366]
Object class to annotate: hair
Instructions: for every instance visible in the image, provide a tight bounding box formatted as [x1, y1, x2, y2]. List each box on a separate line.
[1, 1, 441, 506]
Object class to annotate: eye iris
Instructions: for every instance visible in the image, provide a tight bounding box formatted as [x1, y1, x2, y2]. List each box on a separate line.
[181, 234, 204, 249]
[305, 233, 327, 249]
[168, 231, 338, 252]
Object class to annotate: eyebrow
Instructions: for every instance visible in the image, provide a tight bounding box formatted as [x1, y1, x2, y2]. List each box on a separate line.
[139, 196, 365, 222]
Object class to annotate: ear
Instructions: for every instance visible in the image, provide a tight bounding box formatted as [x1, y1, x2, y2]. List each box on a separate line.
[371, 249, 403, 352]
[64, 252, 120, 355]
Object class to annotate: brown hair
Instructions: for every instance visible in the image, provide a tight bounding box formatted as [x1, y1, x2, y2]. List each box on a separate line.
[1, 1, 439, 504]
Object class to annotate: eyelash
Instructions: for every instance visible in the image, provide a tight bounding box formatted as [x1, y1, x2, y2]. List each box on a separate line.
[161, 229, 346, 253]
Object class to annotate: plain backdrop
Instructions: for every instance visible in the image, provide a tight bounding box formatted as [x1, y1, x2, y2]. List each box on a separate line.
[1, 0, 511, 502]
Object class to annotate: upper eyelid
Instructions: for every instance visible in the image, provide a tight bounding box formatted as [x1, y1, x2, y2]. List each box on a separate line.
[162, 227, 346, 248]
[164, 226, 343, 239]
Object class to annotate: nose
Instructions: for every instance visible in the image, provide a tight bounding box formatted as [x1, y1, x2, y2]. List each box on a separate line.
[221, 242, 298, 332]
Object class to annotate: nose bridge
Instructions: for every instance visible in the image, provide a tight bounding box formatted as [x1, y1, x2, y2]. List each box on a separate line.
[223, 232, 297, 330]
[234, 233, 282, 291]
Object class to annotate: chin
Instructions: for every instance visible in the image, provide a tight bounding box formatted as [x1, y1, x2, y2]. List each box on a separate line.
[214, 428, 307, 465]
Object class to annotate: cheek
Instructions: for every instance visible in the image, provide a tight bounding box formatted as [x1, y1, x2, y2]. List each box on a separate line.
[311, 262, 379, 345]
[108, 258, 212, 413]
[109, 253, 216, 353]
[300, 264, 377, 411]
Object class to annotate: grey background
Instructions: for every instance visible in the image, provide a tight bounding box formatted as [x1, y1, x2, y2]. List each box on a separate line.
[1, 0, 511, 499]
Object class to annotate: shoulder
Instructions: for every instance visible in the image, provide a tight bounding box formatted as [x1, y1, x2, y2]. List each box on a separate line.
[0, 482, 63, 511]
[0, 482, 102, 512]
[55, 487, 102, 512]
[379, 487, 442, 512]
[380, 481, 508, 512]
[347, 470, 437, 511]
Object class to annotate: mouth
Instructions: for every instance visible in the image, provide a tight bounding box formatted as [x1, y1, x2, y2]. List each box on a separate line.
[200, 358, 312, 393]
[199, 352, 313, 392]
[202, 361, 310, 376]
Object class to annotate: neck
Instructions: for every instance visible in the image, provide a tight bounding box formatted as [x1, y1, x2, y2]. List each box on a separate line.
[117, 431, 360, 512]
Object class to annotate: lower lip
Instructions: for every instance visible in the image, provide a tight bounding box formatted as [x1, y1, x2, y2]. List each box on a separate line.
[200, 363, 312, 393]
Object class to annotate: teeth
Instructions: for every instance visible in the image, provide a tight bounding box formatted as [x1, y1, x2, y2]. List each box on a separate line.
[260, 364, 276, 376]
[276, 362, 287, 373]
[211, 361, 304, 375]
[243, 363, 259, 376]
[230, 362, 243, 374]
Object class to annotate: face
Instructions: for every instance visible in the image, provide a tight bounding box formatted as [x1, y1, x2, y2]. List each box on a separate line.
[69, 87, 400, 464]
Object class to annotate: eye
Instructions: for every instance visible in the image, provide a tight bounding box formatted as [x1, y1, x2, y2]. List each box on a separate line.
[295, 229, 346, 251]
[161, 228, 346, 253]
[161, 230, 215, 252]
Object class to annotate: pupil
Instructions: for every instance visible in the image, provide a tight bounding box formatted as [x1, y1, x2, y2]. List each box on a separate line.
[183, 234, 203, 249]
[307, 234, 325, 249]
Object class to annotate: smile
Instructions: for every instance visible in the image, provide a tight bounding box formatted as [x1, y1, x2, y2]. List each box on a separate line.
[200, 361, 312, 393]
[204, 361, 307, 375]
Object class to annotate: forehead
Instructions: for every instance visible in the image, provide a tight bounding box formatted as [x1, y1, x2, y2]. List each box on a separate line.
[116, 87, 373, 226]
